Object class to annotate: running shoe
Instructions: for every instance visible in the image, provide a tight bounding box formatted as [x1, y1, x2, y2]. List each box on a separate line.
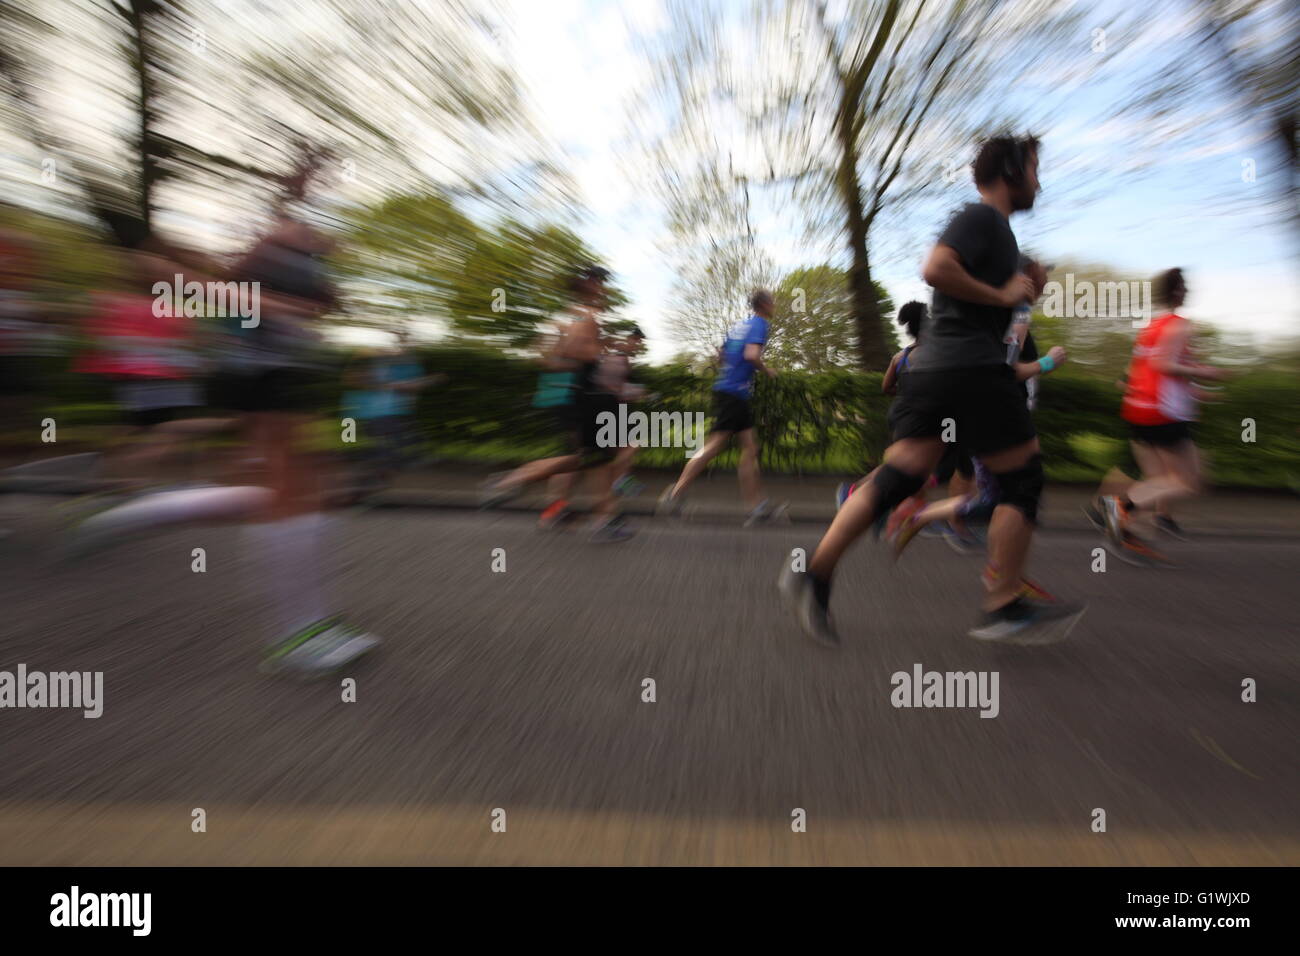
[892, 513, 925, 560]
[478, 472, 521, 509]
[778, 563, 840, 647]
[885, 493, 925, 540]
[745, 499, 790, 527]
[1017, 577, 1060, 604]
[1099, 494, 1127, 546]
[968, 597, 1086, 645]
[942, 522, 981, 554]
[261, 618, 381, 679]
[537, 499, 572, 531]
[655, 486, 685, 518]
[980, 565, 1060, 605]
[1106, 529, 1175, 567]
[744, 499, 772, 527]
[590, 515, 636, 543]
[1081, 500, 1106, 532]
[1154, 514, 1189, 541]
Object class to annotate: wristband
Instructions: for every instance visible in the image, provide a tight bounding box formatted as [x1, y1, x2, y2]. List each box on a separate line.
[1037, 354, 1055, 374]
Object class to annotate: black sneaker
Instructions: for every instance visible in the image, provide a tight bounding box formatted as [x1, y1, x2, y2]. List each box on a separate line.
[968, 597, 1086, 645]
[1154, 514, 1189, 541]
[778, 563, 840, 647]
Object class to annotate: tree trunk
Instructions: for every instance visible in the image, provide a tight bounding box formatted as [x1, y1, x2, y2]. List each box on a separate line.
[836, 129, 890, 370]
[127, 0, 158, 237]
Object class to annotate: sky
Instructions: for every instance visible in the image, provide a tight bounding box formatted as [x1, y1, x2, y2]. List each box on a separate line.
[502, 0, 1298, 363]
[3, 0, 1292, 360]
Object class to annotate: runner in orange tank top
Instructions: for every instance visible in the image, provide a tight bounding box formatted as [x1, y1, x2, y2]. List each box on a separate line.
[1090, 269, 1228, 562]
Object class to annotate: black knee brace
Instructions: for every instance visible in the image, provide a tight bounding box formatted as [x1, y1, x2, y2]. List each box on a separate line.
[870, 464, 927, 513]
[993, 454, 1044, 524]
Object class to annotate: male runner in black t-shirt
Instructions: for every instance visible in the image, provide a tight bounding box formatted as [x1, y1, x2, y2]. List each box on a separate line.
[781, 135, 1085, 646]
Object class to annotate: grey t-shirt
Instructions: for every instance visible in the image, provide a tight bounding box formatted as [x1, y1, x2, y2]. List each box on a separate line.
[908, 202, 1020, 372]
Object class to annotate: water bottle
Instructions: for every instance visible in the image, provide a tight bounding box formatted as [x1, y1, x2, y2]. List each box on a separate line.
[1004, 301, 1031, 365]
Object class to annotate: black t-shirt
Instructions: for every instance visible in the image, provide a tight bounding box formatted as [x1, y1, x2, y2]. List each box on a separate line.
[909, 202, 1019, 372]
[240, 240, 334, 305]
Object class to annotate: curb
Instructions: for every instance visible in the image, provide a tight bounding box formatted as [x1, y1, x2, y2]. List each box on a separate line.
[7, 478, 1300, 541]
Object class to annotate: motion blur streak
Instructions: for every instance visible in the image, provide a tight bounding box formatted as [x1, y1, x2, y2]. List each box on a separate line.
[1, 0, 1297, 867]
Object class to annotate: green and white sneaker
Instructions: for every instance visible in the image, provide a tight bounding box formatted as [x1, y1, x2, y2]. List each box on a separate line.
[261, 617, 381, 679]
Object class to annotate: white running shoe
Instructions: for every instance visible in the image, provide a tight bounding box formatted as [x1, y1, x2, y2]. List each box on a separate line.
[261, 619, 381, 679]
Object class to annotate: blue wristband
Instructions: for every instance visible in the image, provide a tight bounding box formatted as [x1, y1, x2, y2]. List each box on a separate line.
[1038, 354, 1055, 374]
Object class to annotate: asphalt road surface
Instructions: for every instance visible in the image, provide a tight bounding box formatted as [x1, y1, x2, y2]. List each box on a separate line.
[1, 502, 1297, 864]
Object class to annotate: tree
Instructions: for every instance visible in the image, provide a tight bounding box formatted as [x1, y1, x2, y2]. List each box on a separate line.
[770, 265, 894, 371]
[0, 0, 564, 247]
[334, 191, 620, 347]
[667, 236, 776, 362]
[1107, 0, 1298, 238]
[639, 0, 1087, 369]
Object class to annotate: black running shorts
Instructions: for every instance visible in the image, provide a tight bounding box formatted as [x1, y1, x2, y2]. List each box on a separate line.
[710, 390, 754, 433]
[1129, 421, 1193, 447]
[209, 367, 324, 414]
[890, 365, 1035, 456]
[573, 392, 618, 468]
[934, 442, 975, 482]
[549, 403, 580, 448]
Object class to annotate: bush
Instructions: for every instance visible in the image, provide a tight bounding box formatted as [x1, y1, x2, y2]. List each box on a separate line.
[13, 344, 1299, 489]
[397, 349, 1299, 487]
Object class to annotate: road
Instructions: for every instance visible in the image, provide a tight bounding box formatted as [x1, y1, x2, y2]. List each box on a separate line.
[1, 502, 1297, 864]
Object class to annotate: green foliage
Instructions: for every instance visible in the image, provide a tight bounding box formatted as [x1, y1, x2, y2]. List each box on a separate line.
[770, 266, 895, 371]
[391, 350, 1300, 487]
[13, 346, 1298, 490]
[334, 193, 620, 348]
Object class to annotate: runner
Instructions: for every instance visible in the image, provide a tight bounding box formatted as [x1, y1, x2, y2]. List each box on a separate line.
[479, 266, 634, 543]
[656, 289, 782, 527]
[0, 228, 52, 445]
[594, 324, 650, 499]
[342, 329, 442, 503]
[838, 301, 926, 513]
[214, 207, 381, 676]
[58, 243, 268, 555]
[529, 306, 584, 530]
[1091, 268, 1226, 562]
[894, 335, 1070, 607]
[780, 134, 1085, 646]
[71, 247, 210, 487]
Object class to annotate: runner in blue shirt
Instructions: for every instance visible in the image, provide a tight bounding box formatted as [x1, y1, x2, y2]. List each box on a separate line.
[657, 289, 783, 526]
